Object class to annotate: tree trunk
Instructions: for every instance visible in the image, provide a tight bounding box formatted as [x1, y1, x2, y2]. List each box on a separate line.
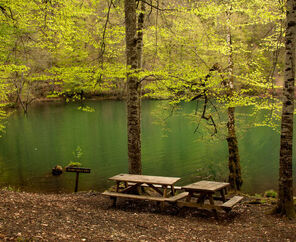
[227, 107, 242, 190]
[276, 0, 296, 218]
[226, 9, 242, 191]
[135, 1, 145, 168]
[124, 0, 142, 174]
[137, 1, 145, 70]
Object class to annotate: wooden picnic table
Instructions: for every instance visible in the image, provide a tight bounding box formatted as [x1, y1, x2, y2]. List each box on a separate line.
[102, 173, 188, 206]
[179, 180, 243, 212]
[183, 180, 229, 204]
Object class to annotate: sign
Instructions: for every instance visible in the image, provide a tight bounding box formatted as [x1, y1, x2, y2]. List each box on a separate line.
[65, 167, 91, 173]
[65, 166, 91, 192]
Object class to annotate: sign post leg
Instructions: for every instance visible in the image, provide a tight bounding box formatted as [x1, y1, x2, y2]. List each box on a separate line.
[75, 172, 79, 192]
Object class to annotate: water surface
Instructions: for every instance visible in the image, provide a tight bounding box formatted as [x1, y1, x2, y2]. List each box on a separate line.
[0, 100, 294, 194]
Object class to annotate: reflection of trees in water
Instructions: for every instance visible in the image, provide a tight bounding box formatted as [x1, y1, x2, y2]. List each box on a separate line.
[27, 169, 82, 193]
[196, 160, 228, 182]
[180, 161, 228, 188]
[0, 155, 8, 187]
[15, 120, 26, 188]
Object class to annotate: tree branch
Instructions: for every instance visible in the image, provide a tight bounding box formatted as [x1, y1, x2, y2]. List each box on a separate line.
[94, 0, 113, 87]
[138, 0, 177, 12]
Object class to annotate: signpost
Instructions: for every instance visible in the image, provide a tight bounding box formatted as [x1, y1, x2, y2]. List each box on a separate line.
[65, 167, 91, 192]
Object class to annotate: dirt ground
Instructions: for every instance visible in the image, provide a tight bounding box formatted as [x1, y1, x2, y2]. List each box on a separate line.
[0, 189, 295, 241]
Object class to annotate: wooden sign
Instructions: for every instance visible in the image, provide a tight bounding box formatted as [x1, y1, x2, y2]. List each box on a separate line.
[66, 167, 91, 173]
[65, 167, 91, 192]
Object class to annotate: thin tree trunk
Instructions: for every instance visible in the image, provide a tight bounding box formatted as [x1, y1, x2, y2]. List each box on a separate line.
[136, 0, 145, 147]
[137, 1, 145, 70]
[124, 0, 142, 174]
[276, 0, 296, 218]
[226, 9, 242, 191]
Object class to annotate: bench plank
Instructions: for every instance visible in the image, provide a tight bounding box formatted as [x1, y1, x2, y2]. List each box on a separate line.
[166, 192, 189, 202]
[102, 191, 167, 202]
[222, 196, 243, 210]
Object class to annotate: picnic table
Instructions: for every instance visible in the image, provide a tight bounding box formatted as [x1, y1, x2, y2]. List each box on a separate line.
[178, 180, 243, 212]
[102, 173, 188, 206]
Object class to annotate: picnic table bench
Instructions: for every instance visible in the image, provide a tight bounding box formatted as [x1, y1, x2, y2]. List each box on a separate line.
[102, 173, 188, 206]
[178, 180, 243, 212]
[102, 175, 243, 214]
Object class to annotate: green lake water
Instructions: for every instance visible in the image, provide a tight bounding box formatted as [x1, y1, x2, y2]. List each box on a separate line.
[0, 100, 294, 194]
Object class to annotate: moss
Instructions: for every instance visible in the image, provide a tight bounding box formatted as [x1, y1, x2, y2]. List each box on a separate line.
[67, 162, 82, 167]
[2, 186, 20, 192]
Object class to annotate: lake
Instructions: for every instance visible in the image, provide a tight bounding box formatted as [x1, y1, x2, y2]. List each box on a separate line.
[0, 100, 294, 195]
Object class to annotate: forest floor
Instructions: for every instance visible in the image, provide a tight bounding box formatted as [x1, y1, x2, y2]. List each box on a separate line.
[0, 189, 295, 241]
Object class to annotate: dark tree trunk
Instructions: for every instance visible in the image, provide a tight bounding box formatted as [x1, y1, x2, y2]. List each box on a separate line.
[137, 1, 145, 70]
[226, 9, 242, 191]
[227, 107, 242, 190]
[124, 0, 144, 174]
[276, 0, 296, 219]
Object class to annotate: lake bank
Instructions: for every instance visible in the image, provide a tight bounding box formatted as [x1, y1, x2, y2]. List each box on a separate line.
[0, 189, 295, 241]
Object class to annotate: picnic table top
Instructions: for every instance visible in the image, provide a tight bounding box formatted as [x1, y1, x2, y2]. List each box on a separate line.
[182, 180, 230, 192]
[109, 173, 181, 186]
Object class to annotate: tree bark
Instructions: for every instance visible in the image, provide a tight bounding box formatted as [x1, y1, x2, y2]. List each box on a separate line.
[137, 1, 145, 70]
[225, 9, 242, 191]
[276, 0, 296, 218]
[124, 0, 142, 174]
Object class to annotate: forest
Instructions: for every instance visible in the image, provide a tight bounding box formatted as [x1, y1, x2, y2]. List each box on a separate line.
[0, 0, 296, 240]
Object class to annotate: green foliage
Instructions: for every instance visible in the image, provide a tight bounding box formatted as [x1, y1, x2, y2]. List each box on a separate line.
[0, 0, 286, 136]
[67, 161, 82, 168]
[264, 189, 278, 198]
[0, 0, 126, 108]
[2, 185, 20, 192]
[141, 0, 284, 139]
[73, 146, 83, 162]
[67, 146, 83, 167]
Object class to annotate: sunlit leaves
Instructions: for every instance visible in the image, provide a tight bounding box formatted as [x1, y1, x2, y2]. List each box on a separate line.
[141, 0, 284, 137]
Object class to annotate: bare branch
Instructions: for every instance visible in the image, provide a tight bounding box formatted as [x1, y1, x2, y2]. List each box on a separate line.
[98, 0, 113, 62]
[0, 5, 14, 19]
[139, 0, 177, 12]
[94, 0, 113, 87]
[192, 64, 220, 135]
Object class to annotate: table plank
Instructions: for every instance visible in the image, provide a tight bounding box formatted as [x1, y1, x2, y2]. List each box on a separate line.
[182, 180, 229, 192]
[109, 174, 180, 185]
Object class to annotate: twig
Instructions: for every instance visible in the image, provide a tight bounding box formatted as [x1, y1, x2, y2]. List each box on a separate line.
[94, 0, 113, 87]
[192, 64, 220, 135]
[139, 0, 177, 12]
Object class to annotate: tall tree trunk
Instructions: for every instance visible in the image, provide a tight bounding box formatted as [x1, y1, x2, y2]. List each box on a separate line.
[276, 0, 296, 218]
[124, 0, 142, 174]
[226, 9, 242, 191]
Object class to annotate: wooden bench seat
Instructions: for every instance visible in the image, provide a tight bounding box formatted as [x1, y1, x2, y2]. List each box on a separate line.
[102, 191, 189, 203]
[166, 192, 189, 202]
[221, 196, 243, 211]
[102, 191, 167, 202]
